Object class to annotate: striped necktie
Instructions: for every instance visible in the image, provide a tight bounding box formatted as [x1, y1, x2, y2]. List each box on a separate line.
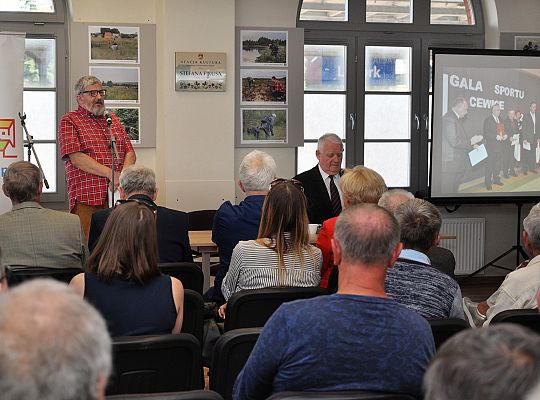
[329, 175, 342, 216]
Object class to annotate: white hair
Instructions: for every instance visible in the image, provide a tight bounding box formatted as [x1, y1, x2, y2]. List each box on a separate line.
[317, 133, 343, 151]
[239, 150, 277, 192]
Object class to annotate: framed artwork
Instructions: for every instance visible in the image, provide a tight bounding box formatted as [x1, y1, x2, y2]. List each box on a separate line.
[240, 69, 287, 105]
[240, 30, 287, 67]
[108, 107, 140, 144]
[241, 108, 287, 144]
[89, 26, 140, 63]
[89, 66, 140, 103]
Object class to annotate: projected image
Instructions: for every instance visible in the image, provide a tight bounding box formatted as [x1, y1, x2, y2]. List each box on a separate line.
[431, 51, 540, 199]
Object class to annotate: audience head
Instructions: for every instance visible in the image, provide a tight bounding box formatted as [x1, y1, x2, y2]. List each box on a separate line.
[74, 75, 106, 116]
[238, 150, 277, 193]
[378, 189, 415, 215]
[523, 203, 540, 255]
[394, 198, 441, 253]
[2, 161, 43, 205]
[0, 279, 112, 400]
[316, 133, 344, 176]
[424, 324, 540, 400]
[340, 166, 387, 206]
[119, 165, 157, 199]
[333, 204, 400, 267]
[87, 201, 159, 284]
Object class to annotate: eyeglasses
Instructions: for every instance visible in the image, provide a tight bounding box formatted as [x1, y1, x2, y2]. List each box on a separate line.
[115, 198, 158, 215]
[79, 89, 107, 97]
[270, 178, 304, 192]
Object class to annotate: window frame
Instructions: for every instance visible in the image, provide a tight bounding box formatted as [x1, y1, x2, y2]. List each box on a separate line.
[0, 0, 64, 23]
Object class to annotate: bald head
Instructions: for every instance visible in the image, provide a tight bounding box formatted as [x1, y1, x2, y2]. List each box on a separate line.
[0, 280, 112, 400]
[378, 189, 415, 215]
[334, 204, 400, 266]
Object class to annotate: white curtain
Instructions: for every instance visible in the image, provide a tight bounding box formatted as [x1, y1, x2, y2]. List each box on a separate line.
[0, 33, 24, 213]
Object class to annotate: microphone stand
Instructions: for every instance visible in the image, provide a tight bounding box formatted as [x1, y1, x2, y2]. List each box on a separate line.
[18, 112, 49, 189]
[106, 113, 119, 206]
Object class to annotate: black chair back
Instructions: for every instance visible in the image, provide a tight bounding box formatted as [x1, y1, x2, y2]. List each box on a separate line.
[181, 289, 204, 345]
[188, 210, 217, 231]
[210, 327, 262, 400]
[266, 392, 416, 400]
[224, 287, 327, 332]
[107, 333, 203, 395]
[107, 390, 224, 400]
[427, 318, 470, 349]
[490, 309, 540, 332]
[6, 266, 82, 286]
[159, 262, 203, 294]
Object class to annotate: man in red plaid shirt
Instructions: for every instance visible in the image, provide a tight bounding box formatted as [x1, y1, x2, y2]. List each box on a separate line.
[59, 76, 136, 238]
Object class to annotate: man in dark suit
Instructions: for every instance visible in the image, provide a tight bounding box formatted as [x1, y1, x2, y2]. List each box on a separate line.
[483, 104, 504, 190]
[293, 133, 344, 224]
[521, 101, 537, 175]
[88, 165, 193, 263]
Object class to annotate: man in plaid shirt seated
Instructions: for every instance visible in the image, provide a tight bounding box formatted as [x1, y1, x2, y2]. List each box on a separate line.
[59, 75, 136, 238]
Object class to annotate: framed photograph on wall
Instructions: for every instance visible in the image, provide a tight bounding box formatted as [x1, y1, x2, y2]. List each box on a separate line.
[89, 26, 140, 63]
[514, 36, 540, 50]
[240, 69, 287, 105]
[89, 66, 140, 103]
[240, 30, 287, 67]
[241, 108, 287, 144]
[108, 107, 140, 144]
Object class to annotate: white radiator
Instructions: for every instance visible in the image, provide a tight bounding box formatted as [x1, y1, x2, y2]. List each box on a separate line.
[440, 218, 485, 275]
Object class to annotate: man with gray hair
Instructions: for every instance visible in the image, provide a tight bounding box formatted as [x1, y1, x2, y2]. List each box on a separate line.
[378, 188, 415, 214]
[294, 133, 344, 224]
[464, 203, 540, 326]
[0, 279, 112, 400]
[234, 204, 434, 399]
[385, 198, 465, 319]
[88, 164, 192, 263]
[424, 324, 540, 400]
[208, 150, 277, 303]
[0, 161, 86, 270]
[59, 75, 136, 239]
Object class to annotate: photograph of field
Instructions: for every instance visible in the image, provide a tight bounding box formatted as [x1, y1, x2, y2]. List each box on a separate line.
[89, 26, 139, 63]
[241, 69, 287, 104]
[89, 66, 139, 103]
[241, 30, 287, 66]
[241, 108, 287, 144]
[109, 107, 140, 143]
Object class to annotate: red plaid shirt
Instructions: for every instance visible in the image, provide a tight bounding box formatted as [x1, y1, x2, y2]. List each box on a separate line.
[59, 106, 134, 210]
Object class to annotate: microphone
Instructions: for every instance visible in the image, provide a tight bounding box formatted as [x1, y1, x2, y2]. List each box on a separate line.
[105, 111, 112, 126]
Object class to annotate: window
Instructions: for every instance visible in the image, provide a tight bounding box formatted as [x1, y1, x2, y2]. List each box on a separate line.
[297, 0, 483, 193]
[1, 0, 68, 205]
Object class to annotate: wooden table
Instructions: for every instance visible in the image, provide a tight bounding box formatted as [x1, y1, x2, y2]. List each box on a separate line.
[188, 231, 319, 293]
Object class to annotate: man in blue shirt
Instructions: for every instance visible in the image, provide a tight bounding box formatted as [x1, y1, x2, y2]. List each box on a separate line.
[206, 150, 277, 304]
[233, 204, 435, 399]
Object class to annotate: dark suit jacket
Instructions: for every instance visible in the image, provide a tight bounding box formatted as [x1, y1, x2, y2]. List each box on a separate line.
[483, 115, 503, 154]
[522, 112, 536, 144]
[88, 194, 193, 263]
[294, 165, 341, 224]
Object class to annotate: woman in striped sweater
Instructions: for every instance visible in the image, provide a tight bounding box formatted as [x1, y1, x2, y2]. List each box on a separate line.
[219, 179, 322, 318]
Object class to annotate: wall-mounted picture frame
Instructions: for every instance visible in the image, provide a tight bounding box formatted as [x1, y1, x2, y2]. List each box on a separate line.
[108, 107, 140, 144]
[89, 66, 140, 103]
[241, 108, 287, 144]
[514, 36, 540, 51]
[240, 30, 287, 67]
[240, 69, 287, 105]
[89, 26, 140, 64]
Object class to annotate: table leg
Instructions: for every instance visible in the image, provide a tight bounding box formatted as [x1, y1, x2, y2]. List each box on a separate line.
[201, 251, 210, 293]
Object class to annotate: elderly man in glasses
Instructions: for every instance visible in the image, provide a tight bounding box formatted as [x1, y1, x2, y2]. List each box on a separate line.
[59, 75, 136, 239]
[88, 165, 193, 264]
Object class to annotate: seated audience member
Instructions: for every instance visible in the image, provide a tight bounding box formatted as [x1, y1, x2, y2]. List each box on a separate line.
[208, 150, 277, 304]
[71, 202, 184, 336]
[219, 179, 322, 318]
[463, 203, 540, 326]
[0, 279, 112, 400]
[385, 199, 464, 319]
[89, 165, 193, 263]
[317, 165, 387, 288]
[233, 204, 435, 399]
[294, 133, 344, 224]
[0, 161, 85, 270]
[424, 324, 540, 400]
[378, 189, 456, 279]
